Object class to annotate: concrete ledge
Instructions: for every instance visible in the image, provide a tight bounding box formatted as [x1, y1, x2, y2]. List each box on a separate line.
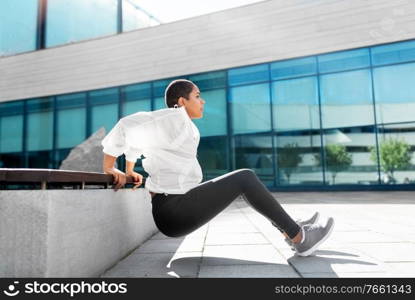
[0, 189, 158, 277]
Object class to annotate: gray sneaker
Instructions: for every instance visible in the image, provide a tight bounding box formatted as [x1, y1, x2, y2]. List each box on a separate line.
[293, 217, 335, 257]
[284, 212, 320, 249]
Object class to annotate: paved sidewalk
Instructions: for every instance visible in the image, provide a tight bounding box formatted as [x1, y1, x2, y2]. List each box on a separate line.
[101, 192, 415, 278]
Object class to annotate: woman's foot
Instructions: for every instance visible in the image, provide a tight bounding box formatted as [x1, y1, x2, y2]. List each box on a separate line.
[284, 212, 320, 249]
[292, 217, 335, 257]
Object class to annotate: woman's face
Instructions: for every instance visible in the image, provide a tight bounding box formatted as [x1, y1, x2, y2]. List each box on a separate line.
[178, 85, 205, 119]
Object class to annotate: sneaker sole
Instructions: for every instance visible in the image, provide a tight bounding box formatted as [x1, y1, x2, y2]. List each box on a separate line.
[296, 218, 335, 257]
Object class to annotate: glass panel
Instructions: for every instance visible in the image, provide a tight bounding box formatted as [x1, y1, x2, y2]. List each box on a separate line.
[56, 93, 86, 149]
[90, 88, 119, 133]
[320, 69, 374, 128]
[46, 0, 118, 47]
[28, 150, 54, 168]
[319, 69, 378, 185]
[272, 76, 323, 185]
[91, 104, 118, 134]
[318, 48, 370, 73]
[57, 108, 86, 149]
[54, 148, 68, 168]
[271, 56, 317, 80]
[373, 62, 415, 124]
[234, 135, 274, 186]
[122, 0, 156, 32]
[123, 100, 151, 115]
[193, 89, 227, 137]
[124, 83, 151, 101]
[0, 153, 23, 168]
[89, 87, 119, 106]
[275, 131, 323, 185]
[122, 83, 151, 115]
[376, 123, 415, 184]
[228, 64, 269, 86]
[371, 40, 415, 66]
[272, 76, 319, 131]
[0, 0, 38, 56]
[320, 126, 378, 185]
[198, 136, 228, 180]
[153, 97, 165, 110]
[0, 115, 23, 153]
[230, 83, 271, 134]
[189, 71, 227, 90]
[26, 99, 54, 151]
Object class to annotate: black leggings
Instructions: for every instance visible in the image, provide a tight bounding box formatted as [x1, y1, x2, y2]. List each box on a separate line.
[151, 168, 301, 239]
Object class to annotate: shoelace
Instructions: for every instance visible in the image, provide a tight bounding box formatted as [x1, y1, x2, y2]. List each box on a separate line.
[302, 223, 321, 232]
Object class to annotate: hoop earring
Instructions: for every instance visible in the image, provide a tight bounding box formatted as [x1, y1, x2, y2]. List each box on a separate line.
[173, 104, 179, 109]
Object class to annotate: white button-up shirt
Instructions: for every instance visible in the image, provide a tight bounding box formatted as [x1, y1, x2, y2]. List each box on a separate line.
[101, 106, 203, 194]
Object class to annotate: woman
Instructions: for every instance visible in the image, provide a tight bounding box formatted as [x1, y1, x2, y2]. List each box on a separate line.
[101, 79, 334, 257]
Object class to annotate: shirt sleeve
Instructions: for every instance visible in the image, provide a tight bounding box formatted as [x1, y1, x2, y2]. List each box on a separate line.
[101, 120, 127, 158]
[124, 146, 142, 163]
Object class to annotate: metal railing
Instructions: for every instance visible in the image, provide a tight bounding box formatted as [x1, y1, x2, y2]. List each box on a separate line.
[0, 168, 143, 190]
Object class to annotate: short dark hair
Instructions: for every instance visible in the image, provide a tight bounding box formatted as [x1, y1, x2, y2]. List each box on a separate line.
[164, 79, 195, 108]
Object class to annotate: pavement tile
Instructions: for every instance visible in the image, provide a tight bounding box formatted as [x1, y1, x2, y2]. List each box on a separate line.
[202, 244, 287, 266]
[135, 236, 205, 253]
[101, 252, 202, 278]
[205, 232, 269, 246]
[350, 243, 415, 262]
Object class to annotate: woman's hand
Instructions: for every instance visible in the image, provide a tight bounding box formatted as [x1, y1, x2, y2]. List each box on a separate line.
[126, 171, 143, 190]
[104, 167, 127, 191]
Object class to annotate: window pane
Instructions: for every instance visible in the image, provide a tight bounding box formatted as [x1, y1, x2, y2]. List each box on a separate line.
[318, 48, 370, 73]
[28, 150, 54, 168]
[56, 93, 86, 149]
[122, 0, 157, 32]
[57, 108, 86, 148]
[271, 57, 317, 80]
[0, 115, 23, 153]
[230, 83, 271, 134]
[228, 64, 269, 86]
[234, 135, 274, 186]
[124, 83, 151, 101]
[91, 104, 118, 134]
[371, 40, 415, 66]
[320, 69, 374, 128]
[90, 88, 119, 133]
[0, 0, 38, 56]
[276, 131, 323, 185]
[198, 136, 228, 180]
[377, 123, 415, 184]
[153, 97, 165, 110]
[272, 76, 319, 131]
[319, 69, 377, 185]
[373, 62, 415, 124]
[0, 153, 23, 168]
[194, 89, 227, 137]
[46, 0, 118, 47]
[321, 126, 378, 185]
[0, 101, 24, 153]
[122, 83, 151, 115]
[27, 99, 54, 151]
[189, 71, 227, 90]
[123, 100, 151, 115]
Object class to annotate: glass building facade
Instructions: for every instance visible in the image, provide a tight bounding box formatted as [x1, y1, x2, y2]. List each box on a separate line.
[0, 0, 160, 57]
[1, 39, 415, 189]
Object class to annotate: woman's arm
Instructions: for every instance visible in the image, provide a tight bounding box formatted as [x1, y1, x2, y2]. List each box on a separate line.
[125, 160, 143, 190]
[102, 153, 126, 191]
